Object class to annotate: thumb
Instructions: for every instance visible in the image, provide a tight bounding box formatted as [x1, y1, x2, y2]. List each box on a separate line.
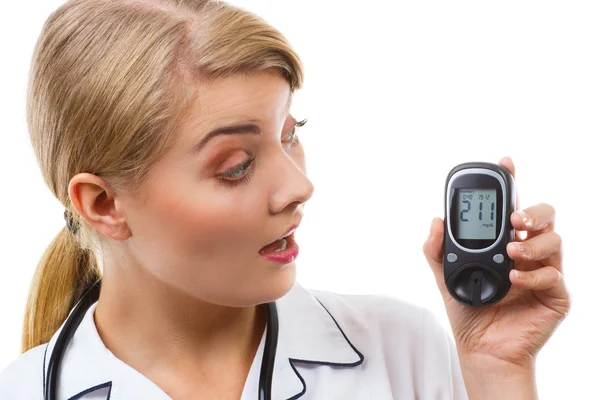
[423, 217, 445, 289]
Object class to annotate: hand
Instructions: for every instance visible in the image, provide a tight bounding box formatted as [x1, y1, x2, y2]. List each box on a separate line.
[423, 157, 570, 371]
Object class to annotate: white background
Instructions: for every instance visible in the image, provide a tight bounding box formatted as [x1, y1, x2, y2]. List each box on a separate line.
[1, 1, 598, 398]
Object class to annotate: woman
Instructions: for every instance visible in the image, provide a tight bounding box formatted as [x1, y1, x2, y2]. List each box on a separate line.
[0, 0, 569, 398]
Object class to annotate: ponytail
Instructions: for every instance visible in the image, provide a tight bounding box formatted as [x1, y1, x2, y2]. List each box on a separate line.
[21, 226, 101, 353]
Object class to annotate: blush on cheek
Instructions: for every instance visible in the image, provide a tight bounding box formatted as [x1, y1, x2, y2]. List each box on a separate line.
[137, 161, 268, 270]
[151, 191, 264, 253]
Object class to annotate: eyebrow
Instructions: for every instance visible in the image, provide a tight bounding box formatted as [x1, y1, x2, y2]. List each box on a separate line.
[192, 123, 261, 153]
[192, 91, 293, 154]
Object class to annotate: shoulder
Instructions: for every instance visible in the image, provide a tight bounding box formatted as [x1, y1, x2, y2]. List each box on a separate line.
[308, 287, 437, 339]
[306, 287, 448, 357]
[306, 287, 468, 399]
[0, 343, 47, 399]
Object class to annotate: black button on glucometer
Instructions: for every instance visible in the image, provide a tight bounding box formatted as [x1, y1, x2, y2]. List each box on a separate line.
[447, 263, 502, 306]
[442, 162, 516, 307]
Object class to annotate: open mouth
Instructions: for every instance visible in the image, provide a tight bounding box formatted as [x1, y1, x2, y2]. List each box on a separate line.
[259, 231, 295, 254]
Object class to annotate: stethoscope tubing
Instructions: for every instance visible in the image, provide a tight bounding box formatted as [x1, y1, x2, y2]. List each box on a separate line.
[44, 280, 278, 400]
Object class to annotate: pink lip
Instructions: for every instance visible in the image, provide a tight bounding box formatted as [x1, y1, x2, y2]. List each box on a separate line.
[259, 232, 299, 264]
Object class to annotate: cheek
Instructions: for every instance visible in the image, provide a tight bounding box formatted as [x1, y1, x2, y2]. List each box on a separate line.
[136, 177, 268, 256]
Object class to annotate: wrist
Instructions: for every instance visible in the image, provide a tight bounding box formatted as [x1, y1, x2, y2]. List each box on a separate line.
[458, 353, 537, 400]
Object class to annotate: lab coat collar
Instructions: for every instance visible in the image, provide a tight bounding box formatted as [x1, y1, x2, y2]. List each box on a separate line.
[270, 284, 365, 399]
[42, 283, 364, 399]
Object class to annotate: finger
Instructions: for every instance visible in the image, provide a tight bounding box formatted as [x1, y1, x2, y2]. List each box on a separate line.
[499, 156, 520, 211]
[423, 218, 445, 288]
[510, 203, 556, 235]
[510, 267, 570, 312]
[507, 231, 563, 271]
[499, 156, 515, 178]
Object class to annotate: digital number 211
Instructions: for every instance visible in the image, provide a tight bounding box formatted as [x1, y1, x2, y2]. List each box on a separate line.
[460, 200, 495, 221]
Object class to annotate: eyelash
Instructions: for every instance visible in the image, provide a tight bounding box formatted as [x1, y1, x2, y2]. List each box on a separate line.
[217, 118, 307, 187]
[283, 118, 307, 147]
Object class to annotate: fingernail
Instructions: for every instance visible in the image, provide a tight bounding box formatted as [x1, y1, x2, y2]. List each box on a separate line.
[517, 210, 534, 229]
[516, 230, 528, 241]
[512, 269, 521, 279]
[511, 242, 531, 259]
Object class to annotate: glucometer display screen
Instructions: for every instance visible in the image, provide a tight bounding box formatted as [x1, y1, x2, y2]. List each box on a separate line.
[457, 189, 497, 240]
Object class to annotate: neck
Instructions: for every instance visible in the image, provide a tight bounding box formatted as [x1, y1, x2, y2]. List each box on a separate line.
[93, 256, 267, 382]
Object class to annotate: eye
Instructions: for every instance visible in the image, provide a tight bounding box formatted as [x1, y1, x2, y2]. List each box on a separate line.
[217, 156, 256, 186]
[282, 118, 307, 147]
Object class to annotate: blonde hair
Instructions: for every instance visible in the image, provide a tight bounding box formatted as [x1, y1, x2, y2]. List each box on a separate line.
[22, 0, 303, 353]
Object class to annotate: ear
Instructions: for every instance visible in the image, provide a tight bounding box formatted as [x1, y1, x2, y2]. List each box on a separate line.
[68, 173, 131, 240]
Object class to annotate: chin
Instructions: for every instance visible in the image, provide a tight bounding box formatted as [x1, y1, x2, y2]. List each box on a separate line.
[234, 260, 294, 307]
[255, 261, 297, 305]
[191, 262, 298, 308]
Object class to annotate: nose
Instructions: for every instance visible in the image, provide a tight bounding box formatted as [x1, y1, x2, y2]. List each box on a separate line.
[268, 152, 314, 215]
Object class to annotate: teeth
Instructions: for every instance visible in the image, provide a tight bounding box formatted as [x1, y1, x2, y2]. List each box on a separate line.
[274, 238, 288, 252]
[279, 228, 296, 240]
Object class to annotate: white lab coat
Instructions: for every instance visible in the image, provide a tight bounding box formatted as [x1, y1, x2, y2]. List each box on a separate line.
[0, 283, 468, 399]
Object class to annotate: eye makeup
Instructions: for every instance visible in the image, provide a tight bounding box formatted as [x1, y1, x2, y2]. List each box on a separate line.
[214, 118, 308, 188]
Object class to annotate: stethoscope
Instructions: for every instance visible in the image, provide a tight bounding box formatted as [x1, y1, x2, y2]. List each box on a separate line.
[44, 280, 279, 400]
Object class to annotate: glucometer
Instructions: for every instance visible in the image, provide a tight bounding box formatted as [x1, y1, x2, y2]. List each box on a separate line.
[443, 162, 516, 307]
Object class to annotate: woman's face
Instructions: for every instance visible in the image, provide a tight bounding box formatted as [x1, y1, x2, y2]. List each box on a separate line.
[119, 71, 314, 307]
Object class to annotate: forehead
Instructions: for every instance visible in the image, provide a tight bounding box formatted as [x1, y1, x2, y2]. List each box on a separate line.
[184, 72, 292, 129]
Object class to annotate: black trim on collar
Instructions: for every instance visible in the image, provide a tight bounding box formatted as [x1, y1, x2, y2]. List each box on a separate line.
[286, 361, 307, 400]
[67, 381, 112, 400]
[285, 296, 365, 399]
